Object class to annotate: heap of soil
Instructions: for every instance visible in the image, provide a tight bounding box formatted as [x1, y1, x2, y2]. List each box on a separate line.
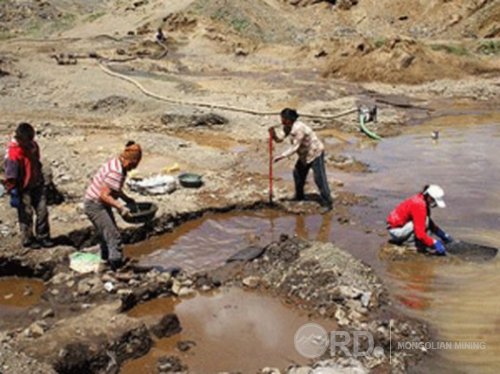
[322, 37, 499, 84]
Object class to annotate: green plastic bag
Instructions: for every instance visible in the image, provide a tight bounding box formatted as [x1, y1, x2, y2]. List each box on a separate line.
[69, 252, 101, 273]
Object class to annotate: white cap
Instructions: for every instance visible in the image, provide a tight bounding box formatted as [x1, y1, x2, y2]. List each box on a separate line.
[425, 184, 446, 208]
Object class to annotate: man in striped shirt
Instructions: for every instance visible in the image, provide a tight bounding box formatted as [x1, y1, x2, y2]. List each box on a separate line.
[84, 141, 142, 270]
[271, 108, 333, 212]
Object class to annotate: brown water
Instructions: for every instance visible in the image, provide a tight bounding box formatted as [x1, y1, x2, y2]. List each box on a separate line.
[125, 209, 382, 273]
[338, 122, 500, 373]
[121, 288, 336, 374]
[0, 277, 45, 323]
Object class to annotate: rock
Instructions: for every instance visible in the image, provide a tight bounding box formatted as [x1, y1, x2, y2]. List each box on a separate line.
[360, 292, 372, 308]
[242, 276, 260, 288]
[176, 340, 196, 352]
[42, 309, 55, 319]
[157, 273, 172, 284]
[77, 281, 91, 295]
[29, 307, 42, 316]
[261, 368, 281, 374]
[178, 287, 195, 297]
[150, 314, 182, 339]
[26, 322, 46, 338]
[117, 289, 133, 296]
[104, 282, 115, 293]
[338, 286, 363, 299]
[23, 286, 33, 296]
[171, 279, 182, 296]
[335, 308, 349, 326]
[157, 355, 186, 373]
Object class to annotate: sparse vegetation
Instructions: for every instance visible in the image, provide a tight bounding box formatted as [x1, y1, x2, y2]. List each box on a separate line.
[230, 17, 250, 33]
[374, 37, 386, 48]
[477, 40, 500, 55]
[85, 11, 105, 22]
[430, 43, 469, 56]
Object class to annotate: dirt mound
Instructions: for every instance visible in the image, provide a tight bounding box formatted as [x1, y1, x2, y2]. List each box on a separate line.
[161, 12, 197, 33]
[188, 0, 300, 44]
[322, 37, 499, 84]
[85, 95, 137, 114]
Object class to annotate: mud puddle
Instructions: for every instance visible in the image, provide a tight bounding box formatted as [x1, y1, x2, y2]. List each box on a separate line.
[125, 209, 383, 273]
[0, 277, 45, 322]
[121, 287, 336, 374]
[337, 122, 500, 373]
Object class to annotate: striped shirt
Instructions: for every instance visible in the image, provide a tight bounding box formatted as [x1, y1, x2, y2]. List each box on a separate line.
[84, 157, 125, 202]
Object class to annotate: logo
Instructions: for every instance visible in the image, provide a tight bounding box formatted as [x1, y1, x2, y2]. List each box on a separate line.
[294, 323, 329, 358]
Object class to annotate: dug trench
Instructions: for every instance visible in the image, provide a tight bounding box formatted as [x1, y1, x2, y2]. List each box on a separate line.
[0, 195, 429, 374]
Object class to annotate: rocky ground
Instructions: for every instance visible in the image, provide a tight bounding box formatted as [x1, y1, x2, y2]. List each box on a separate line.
[0, 235, 429, 373]
[0, 0, 499, 373]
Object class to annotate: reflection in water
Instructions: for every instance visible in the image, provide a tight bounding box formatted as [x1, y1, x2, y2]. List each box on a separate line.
[125, 209, 379, 273]
[339, 123, 500, 373]
[385, 257, 437, 311]
[121, 288, 336, 374]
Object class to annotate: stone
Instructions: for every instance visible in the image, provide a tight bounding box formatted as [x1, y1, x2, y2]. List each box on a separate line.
[171, 280, 182, 295]
[335, 308, 349, 326]
[176, 340, 196, 352]
[104, 282, 115, 293]
[178, 287, 195, 297]
[338, 286, 363, 299]
[242, 276, 260, 289]
[51, 272, 72, 285]
[361, 292, 372, 308]
[27, 322, 45, 338]
[42, 309, 55, 319]
[150, 314, 182, 339]
[261, 368, 281, 374]
[157, 356, 186, 373]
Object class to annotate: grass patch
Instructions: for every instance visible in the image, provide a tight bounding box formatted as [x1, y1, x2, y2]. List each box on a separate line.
[477, 40, 500, 55]
[230, 17, 250, 33]
[209, 8, 250, 34]
[374, 37, 386, 49]
[85, 11, 105, 23]
[430, 44, 469, 56]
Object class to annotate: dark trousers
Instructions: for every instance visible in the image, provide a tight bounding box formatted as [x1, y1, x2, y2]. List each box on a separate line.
[18, 185, 50, 244]
[84, 200, 123, 261]
[293, 152, 332, 206]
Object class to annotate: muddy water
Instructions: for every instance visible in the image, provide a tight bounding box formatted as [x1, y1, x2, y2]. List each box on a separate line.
[121, 288, 336, 374]
[0, 277, 45, 321]
[338, 123, 500, 373]
[125, 209, 382, 273]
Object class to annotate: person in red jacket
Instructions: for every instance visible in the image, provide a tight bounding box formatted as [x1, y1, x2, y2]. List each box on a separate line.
[3, 123, 54, 249]
[386, 185, 453, 255]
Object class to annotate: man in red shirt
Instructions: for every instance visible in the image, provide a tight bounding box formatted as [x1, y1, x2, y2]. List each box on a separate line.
[386, 185, 453, 255]
[3, 123, 54, 249]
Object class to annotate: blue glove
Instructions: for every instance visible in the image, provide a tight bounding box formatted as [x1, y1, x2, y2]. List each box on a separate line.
[433, 240, 446, 255]
[435, 227, 453, 244]
[9, 189, 20, 208]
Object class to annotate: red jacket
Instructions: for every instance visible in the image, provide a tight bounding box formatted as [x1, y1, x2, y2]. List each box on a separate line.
[387, 193, 437, 247]
[3, 138, 42, 192]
